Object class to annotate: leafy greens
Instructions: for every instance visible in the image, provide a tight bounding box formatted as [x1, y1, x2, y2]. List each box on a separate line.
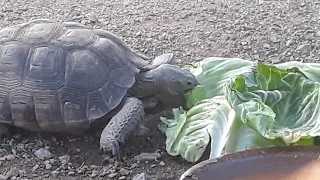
[159, 57, 318, 163]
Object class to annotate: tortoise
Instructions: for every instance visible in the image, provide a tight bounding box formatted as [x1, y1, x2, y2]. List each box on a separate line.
[0, 19, 198, 155]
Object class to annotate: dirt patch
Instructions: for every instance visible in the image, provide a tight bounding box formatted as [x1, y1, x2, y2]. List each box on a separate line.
[0, 0, 320, 179]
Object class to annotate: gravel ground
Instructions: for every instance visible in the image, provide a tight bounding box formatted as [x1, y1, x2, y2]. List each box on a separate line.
[0, 0, 320, 179]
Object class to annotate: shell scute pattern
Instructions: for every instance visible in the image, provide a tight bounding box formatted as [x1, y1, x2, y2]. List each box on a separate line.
[23, 46, 66, 90]
[0, 42, 30, 88]
[52, 28, 98, 50]
[16, 21, 62, 45]
[0, 20, 139, 132]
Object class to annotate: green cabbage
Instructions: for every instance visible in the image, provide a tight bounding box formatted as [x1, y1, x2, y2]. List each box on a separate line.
[158, 96, 233, 162]
[160, 57, 318, 163]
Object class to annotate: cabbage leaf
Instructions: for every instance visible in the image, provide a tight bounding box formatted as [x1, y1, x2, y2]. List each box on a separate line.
[158, 96, 234, 163]
[226, 63, 320, 144]
[160, 57, 320, 163]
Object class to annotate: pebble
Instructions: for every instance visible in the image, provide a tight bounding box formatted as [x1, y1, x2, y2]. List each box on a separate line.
[286, 39, 294, 46]
[0, 175, 8, 180]
[269, 35, 279, 43]
[240, 41, 247, 45]
[135, 153, 161, 162]
[159, 161, 166, 166]
[230, 34, 238, 40]
[90, 170, 99, 177]
[51, 170, 59, 177]
[88, 14, 98, 22]
[296, 44, 312, 54]
[58, 155, 70, 164]
[119, 168, 130, 176]
[158, 33, 167, 40]
[45, 163, 52, 170]
[306, 33, 315, 40]
[49, 159, 55, 164]
[263, 43, 271, 49]
[67, 171, 75, 176]
[0, 154, 15, 161]
[131, 163, 139, 169]
[6, 167, 19, 178]
[32, 164, 40, 172]
[108, 173, 118, 178]
[132, 173, 152, 180]
[34, 148, 53, 160]
[18, 170, 26, 177]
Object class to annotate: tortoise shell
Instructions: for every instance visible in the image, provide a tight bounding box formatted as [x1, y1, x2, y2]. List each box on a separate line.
[0, 19, 144, 132]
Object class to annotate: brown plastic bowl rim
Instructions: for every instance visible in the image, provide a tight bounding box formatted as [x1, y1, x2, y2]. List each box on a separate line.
[179, 146, 320, 180]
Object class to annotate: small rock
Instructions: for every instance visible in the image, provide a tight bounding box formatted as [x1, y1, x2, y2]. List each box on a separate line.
[135, 31, 142, 37]
[135, 153, 161, 162]
[99, 167, 109, 177]
[150, 164, 156, 168]
[0, 174, 8, 180]
[315, 31, 320, 37]
[51, 170, 59, 177]
[131, 163, 139, 169]
[263, 43, 271, 49]
[6, 167, 19, 178]
[32, 164, 39, 172]
[119, 168, 130, 176]
[18, 170, 26, 177]
[296, 44, 312, 54]
[132, 173, 152, 180]
[240, 41, 247, 45]
[306, 33, 315, 40]
[45, 163, 52, 170]
[77, 169, 83, 174]
[158, 33, 167, 40]
[34, 148, 53, 160]
[230, 34, 238, 40]
[58, 155, 70, 164]
[90, 170, 99, 177]
[286, 39, 294, 46]
[88, 14, 98, 22]
[159, 161, 165, 166]
[269, 35, 279, 43]
[119, 176, 126, 180]
[67, 171, 75, 176]
[49, 159, 55, 164]
[0, 154, 15, 161]
[108, 173, 118, 178]
[90, 165, 100, 169]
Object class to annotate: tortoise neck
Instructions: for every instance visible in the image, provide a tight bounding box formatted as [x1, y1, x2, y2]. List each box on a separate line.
[128, 70, 157, 98]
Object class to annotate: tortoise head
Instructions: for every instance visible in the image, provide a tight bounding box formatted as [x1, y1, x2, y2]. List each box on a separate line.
[155, 64, 198, 94]
[151, 64, 199, 107]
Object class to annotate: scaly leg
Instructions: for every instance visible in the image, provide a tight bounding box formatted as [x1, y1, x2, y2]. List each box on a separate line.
[99, 97, 145, 156]
[0, 124, 13, 142]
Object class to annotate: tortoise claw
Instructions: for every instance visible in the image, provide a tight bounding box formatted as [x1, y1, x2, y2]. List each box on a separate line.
[100, 140, 120, 157]
[111, 141, 120, 156]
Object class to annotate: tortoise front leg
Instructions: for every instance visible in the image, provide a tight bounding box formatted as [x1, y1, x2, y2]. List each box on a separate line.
[0, 124, 13, 142]
[99, 97, 145, 156]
